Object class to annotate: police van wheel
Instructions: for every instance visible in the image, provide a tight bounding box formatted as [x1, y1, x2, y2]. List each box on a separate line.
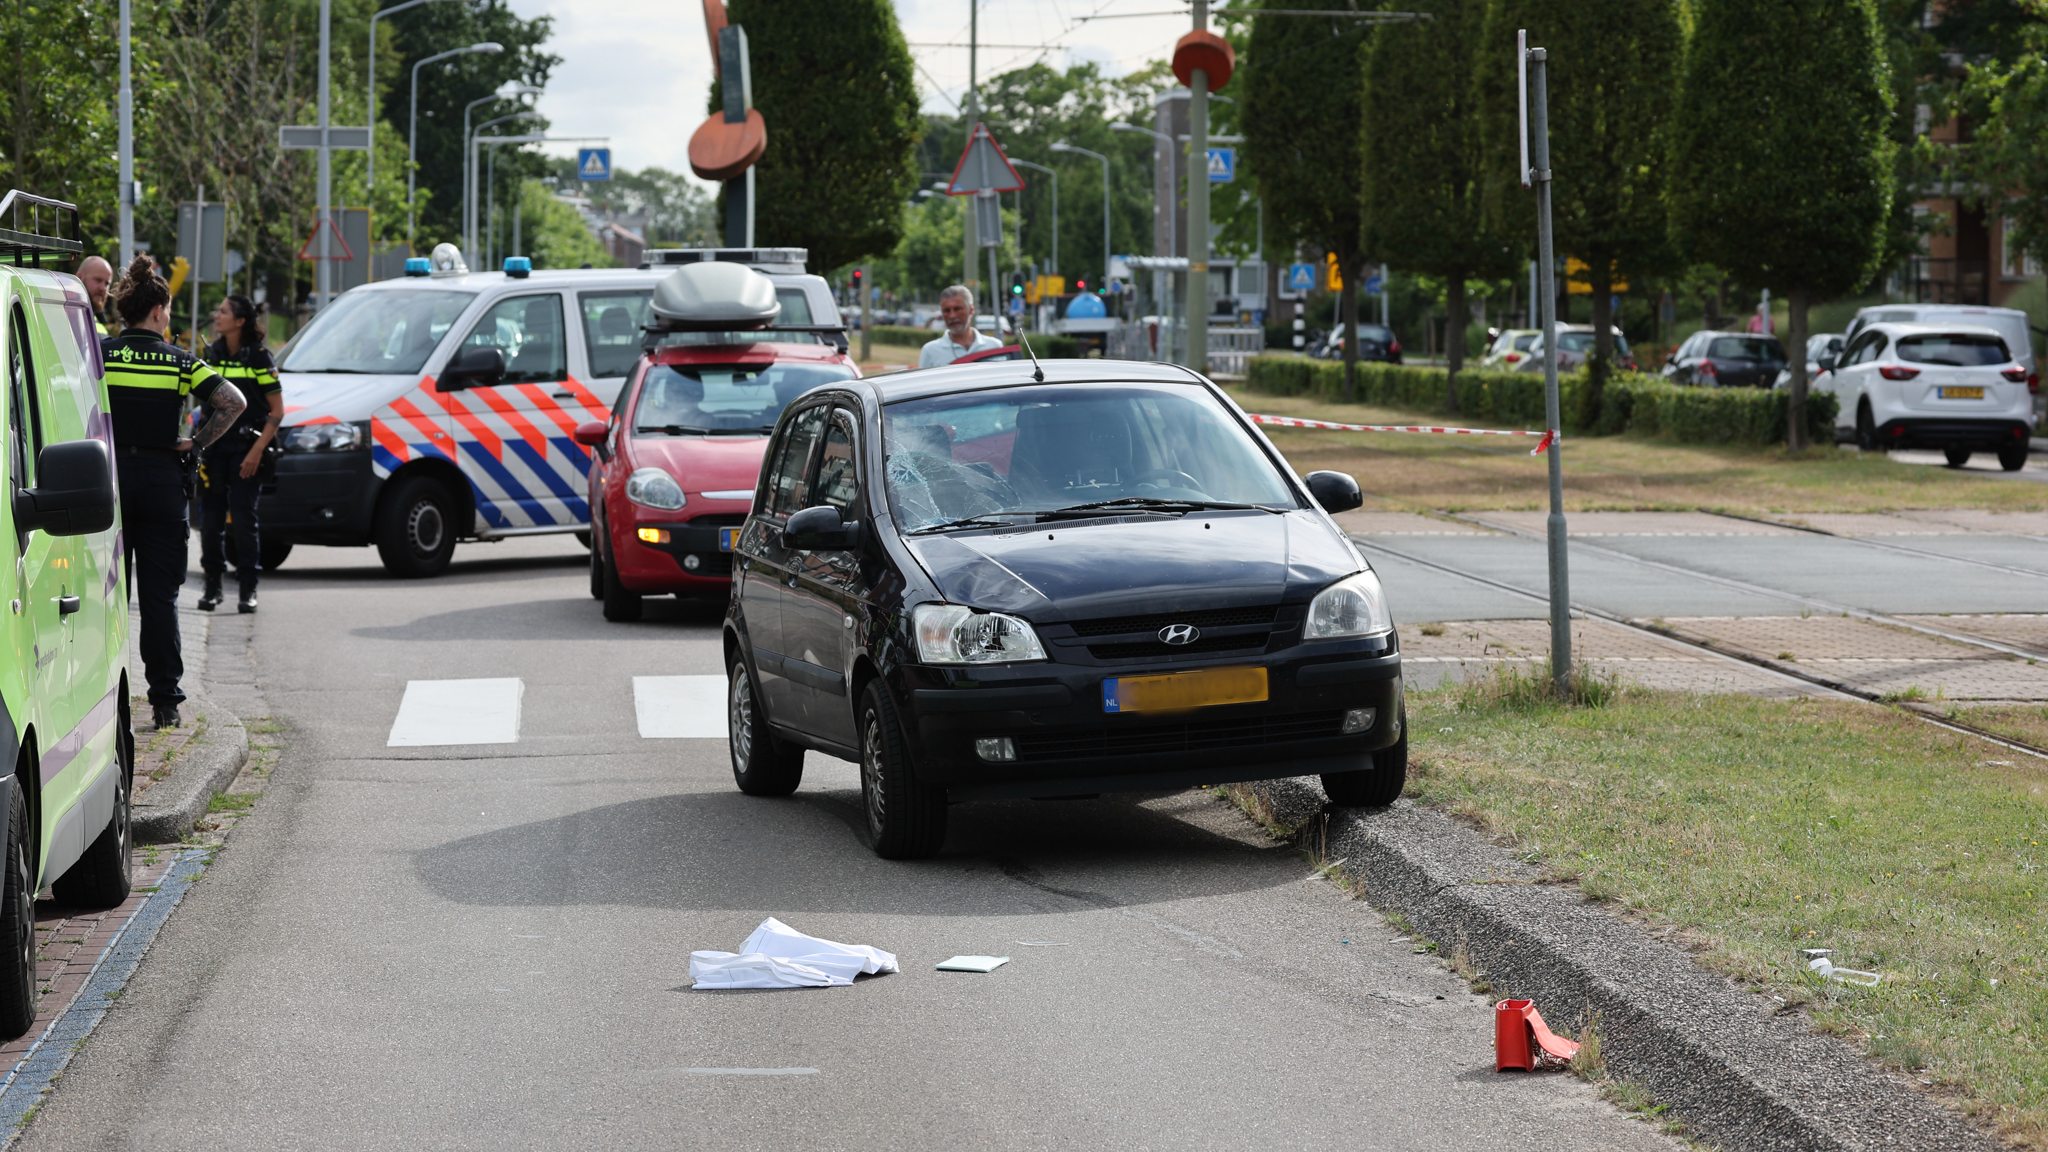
[0, 779, 35, 1040]
[375, 476, 458, 578]
[223, 537, 293, 573]
[601, 540, 643, 622]
[52, 696, 133, 908]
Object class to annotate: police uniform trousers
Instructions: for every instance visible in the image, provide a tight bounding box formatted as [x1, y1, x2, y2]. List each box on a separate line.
[119, 448, 188, 708]
[199, 439, 262, 596]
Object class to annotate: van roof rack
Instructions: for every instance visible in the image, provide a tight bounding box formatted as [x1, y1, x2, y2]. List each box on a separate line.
[639, 247, 809, 275]
[0, 190, 84, 267]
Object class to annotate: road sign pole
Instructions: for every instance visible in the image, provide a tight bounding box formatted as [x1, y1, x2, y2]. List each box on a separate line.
[1186, 0, 1209, 376]
[316, 0, 333, 310]
[118, 0, 134, 269]
[190, 184, 204, 352]
[1526, 39, 1572, 698]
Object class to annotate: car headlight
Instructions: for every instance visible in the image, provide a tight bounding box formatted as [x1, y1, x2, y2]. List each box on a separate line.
[625, 467, 686, 511]
[282, 421, 368, 452]
[1304, 570, 1392, 640]
[912, 603, 1047, 664]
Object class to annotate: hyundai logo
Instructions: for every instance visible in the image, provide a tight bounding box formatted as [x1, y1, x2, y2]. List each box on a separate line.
[1159, 624, 1200, 645]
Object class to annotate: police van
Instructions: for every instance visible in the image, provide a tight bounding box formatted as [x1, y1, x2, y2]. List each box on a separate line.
[0, 191, 135, 1038]
[268, 246, 843, 577]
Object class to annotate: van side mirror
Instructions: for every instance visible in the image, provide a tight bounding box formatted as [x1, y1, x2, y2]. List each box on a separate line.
[573, 420, 610, 462]
[1304, 470, 1363, 514]
[782, 504, 862, 551]
[16, 439, 115, 537]
[1818, 354, 1838, 372]
[439, 346, 505, 390]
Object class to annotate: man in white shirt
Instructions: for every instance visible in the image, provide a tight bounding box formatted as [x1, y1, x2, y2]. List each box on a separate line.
[918, 284, 1004, 368]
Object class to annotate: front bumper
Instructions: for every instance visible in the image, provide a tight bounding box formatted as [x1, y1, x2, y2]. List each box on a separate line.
[1876, 418, 2031, 451]
[612, 511, 747, 592]
[895, 639, 1403, 800]
[258, 450, 379, 545]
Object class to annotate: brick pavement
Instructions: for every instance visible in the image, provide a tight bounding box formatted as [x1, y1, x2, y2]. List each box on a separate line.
[1399, 617, 1820, 698]
[1898, 613, 2048, 655]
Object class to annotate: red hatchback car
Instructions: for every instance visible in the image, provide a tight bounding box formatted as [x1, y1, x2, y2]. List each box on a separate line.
[578, 341, 859, 620]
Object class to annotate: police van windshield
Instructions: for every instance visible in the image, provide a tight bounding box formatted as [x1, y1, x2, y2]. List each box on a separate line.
[633, 362, 853, 436]
[281, 289, 475, 374]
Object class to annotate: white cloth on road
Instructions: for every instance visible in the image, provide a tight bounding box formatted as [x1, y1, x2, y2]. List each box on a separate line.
[918, 330, 1002, 368]
[689, 917, 900, 989]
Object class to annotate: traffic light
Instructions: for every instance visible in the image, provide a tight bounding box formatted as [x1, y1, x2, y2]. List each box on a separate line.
[1010, 270, 1025, 297]
[1075, 279, 1087, 293]
[850, 268, 862, 303]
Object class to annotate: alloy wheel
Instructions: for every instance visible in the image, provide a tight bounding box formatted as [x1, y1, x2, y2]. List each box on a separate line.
[729, 669, 754, 765]
[409, 499, 445, 554]
[862, 713, 886, 835]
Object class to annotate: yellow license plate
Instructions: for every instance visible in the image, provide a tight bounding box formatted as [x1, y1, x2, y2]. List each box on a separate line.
[719, 527, 739, 551]
[1938, 386, 1985, 399]
[1102, 666, 1268, 714]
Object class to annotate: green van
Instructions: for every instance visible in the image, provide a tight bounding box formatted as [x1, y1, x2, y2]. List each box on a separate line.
[0, 191, 134, 1040]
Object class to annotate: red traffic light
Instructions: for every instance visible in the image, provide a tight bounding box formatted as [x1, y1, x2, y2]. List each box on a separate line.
[1075, 279, 1087, 292]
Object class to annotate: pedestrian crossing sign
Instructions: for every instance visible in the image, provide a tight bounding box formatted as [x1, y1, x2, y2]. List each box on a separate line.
[1207, 147, 1234, 182]
[578, 148, 612, 181]
[1285, 263, 1316, 292]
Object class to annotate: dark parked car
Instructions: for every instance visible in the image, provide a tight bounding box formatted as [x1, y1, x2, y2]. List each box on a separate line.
[1311, 323, 1402, 364]
[723, 360, 1408, 859]
[1662, 331, 1788, 388]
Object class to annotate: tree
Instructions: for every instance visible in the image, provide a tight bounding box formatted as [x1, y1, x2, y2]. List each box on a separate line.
[1669, 0, 1894, 450]
[1360, 0, 1515, 412]
[723, 0, 920, 272]
[0, 0, 119, 239]
[1242, 0, 1372, 398]
[512, 179, 611, 269]
[1480, 0, 1682, 425]
[1952, 1, 2048, 271]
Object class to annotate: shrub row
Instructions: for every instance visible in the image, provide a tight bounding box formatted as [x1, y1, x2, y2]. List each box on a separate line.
[1240, 355, 1835, 447]
[868, 324, 935, 348]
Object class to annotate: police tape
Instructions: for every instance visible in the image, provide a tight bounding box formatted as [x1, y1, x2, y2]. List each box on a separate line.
[1249, 413, 1558, 455]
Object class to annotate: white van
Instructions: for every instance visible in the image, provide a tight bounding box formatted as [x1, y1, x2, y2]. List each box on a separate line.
[267, 247, 842, 577]
[1844, 303, 2038, 413]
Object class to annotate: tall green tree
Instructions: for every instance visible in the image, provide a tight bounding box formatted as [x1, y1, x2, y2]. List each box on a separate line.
[1479, 0, 1681, 424]
[0, 0, 119, 238]
[1242, 0, 1371, 398]
[723, 0, 919, 272]
[1361, 0, 1514, 412]
[1950, 0, 2048, 271]
[1669, 0, 1894, 450]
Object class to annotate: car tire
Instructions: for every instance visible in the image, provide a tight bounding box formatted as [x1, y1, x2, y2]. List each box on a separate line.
[859, 680, 946, 859]
[2000, 444, 2030, 472]
[601, 538, 643, 622]
[1321, 708, 1408, 807]
[52, 698, 133, 909]
[728, 653, 804, 796]
[1855, 403, 1879, 452]
[374, 476, 459, 578]
[574, 530, 592, 550]
[0, 780, 34, 1040]
[588, 537, 605, 600]
[1945, 447, 1972, 468]
[221, 537, 292, 572]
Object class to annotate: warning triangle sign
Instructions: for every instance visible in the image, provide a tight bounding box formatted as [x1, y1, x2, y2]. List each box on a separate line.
[946, 122, 1025, 195]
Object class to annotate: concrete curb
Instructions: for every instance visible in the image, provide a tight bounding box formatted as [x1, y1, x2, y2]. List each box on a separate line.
[1233, 779, 1995, 1152]
[132, 701, 247, 844]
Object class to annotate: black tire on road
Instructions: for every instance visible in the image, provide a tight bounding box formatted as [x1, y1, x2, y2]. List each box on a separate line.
[1945, 447, 1972, 468]
[574, 530, 592, 550]
[0, 779, 35, 1040]
[601, 537, 643, 622]
[222, 536, 294, 573]
[374, 476, 459, 578]
[1322, 706, 1408, 807]
[1856, 403, 1879, 452]
[728, 654, 804, 796]
[52, 697, 133, 908]
[859, 681, 947, 859]
[2000, 444, 2030, 472]
[588, 537, 605, 600]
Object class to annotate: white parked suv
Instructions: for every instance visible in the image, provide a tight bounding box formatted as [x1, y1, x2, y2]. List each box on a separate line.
[1819, 321, 2035, 469]
[1844, 303, 2037, 409]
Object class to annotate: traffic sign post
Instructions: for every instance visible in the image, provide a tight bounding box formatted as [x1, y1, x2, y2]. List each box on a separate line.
[175, 186, 226, 351]
[1363, 274, 1384, 297]
[279, 121, 369, 309]
[1207, 147, 1234, 182]
[947, 123, 1026, 196]
[1520, 31, 1572, 699]
[577, 148, 612, 181]
[1284, 263, 1316, 293]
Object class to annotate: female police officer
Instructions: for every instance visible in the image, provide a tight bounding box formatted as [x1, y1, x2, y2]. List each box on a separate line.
[196, 295, 282, 614]
[103, 256, 246, 729]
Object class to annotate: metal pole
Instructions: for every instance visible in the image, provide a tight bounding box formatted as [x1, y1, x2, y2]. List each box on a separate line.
[1529, 44, 1571, 697]
[860, 265, 871, 361]
[191, 184, 204, 352]
[410, 57, 425, 250]
[487, 143, 496, 269]
[1011, 159, 1058, 276]
[118, 0, 134, 269]
[962, 0, 979, 287]
[317, 0, 332, 309]
[1187, 0, 1210, 374]
[512, 183, 521, 258]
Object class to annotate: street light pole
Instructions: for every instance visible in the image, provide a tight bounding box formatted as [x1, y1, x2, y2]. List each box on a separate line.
[317, 0, 333, 309]
[469, 108, 542, 267]
[1049, 142, 1109, 303]
[369, 0, 465, 207]
[409, 43, 502, 251]
[117, 0, 133, 268]
[1011, 159, 1057, 276]
[1524, 36, 1571, 698]
[1110, 123, 1173, 262]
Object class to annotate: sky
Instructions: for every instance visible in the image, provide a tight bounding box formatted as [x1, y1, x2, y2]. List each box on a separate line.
[504, 0, 1200, 187]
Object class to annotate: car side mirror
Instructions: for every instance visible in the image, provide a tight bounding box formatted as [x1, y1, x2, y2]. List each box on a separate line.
[439, 346, 505, 391]
[1817, 354, 1838, 372]
[1304, 470, 1363, 515]
[782, 504, 862, 551]
[15, 439, 115, 537]
[573, 420, 611, 462]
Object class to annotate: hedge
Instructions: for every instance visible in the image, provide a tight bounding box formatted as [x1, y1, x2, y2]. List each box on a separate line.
[868, 324, 936, 348]
[1240, 355, 1836, 447]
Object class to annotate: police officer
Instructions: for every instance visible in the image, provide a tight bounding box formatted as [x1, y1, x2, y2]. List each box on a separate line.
[196, 295, 282, 614]
[103, 256, 247, 729]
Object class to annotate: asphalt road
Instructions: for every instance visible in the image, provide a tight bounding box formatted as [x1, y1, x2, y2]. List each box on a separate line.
[21, 538, 1676, 1151]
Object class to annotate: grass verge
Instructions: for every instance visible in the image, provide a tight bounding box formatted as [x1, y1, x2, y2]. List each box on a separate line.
[1408, 678, 2048, 1146]
[1228, 386, 2048, 515]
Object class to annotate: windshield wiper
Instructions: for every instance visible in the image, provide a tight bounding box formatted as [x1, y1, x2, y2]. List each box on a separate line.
[1046, 497, 1275, 515]
[635, 425, 776, 436]
[908, 512, 1045, 535]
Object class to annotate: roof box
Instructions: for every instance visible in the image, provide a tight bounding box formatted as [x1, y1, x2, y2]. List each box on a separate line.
[650, 262, 781, 331]
[640, 247, 809, 275]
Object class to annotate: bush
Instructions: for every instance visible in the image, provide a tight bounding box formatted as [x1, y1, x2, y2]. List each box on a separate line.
[1017, 333, 1083, 358]
[869, 324, 935, 347]
[1240, 355, 1835, 447]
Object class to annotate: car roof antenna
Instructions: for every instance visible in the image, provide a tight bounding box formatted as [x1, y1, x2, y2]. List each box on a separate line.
[1018, 332, 1046, 382]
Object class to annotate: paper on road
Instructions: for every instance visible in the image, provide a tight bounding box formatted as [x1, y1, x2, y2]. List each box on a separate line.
[689, 918, 900, 989]
[936, 956, 1010, 973]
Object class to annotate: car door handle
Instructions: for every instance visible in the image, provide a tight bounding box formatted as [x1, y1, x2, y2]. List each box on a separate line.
[551, 390, 575, 400]
[57, 595, 79, 616]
